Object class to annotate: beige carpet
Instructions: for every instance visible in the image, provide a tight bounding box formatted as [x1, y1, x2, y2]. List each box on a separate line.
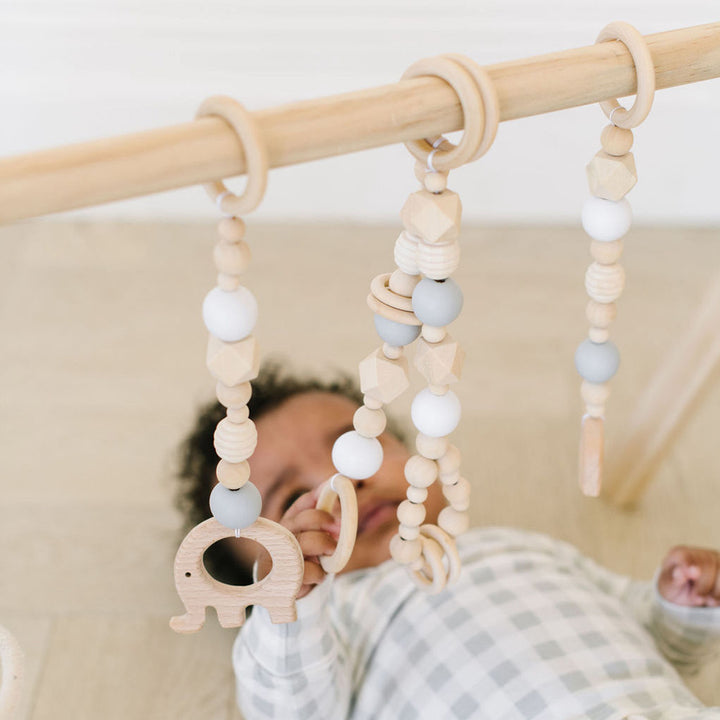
[1, 221, 719, 718]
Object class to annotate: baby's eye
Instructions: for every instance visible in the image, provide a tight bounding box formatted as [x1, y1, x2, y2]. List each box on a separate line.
[283, 490, 304, 512]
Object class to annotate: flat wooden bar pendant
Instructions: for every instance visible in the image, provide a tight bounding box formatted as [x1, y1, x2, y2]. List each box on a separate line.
[579, 416, 604, 497]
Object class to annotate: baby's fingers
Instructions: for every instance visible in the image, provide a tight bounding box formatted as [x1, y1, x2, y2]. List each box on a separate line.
[296, 529, 337, 559]
[283, 508, 340, 539]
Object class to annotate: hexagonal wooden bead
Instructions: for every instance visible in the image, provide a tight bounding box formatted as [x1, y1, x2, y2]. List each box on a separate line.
[213, 418, 258, 463]
[206, 335, 261, 387]
[401, 189, 462, 245]
[586, 300, 617, 328]
[586, 151, 637, 202]
[359, 348, 410, 405]
[585, 263, 625, 304]
[600, 125, 634, 156]
[414, 335, 465, 386]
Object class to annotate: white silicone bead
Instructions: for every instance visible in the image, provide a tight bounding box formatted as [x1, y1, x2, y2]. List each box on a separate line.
[209, 481, 262, 530]
[332, 430, 383, 480]
[202, 286, 258, 342]
[411, 388, 461, 437]
[581, 197, 632, 242]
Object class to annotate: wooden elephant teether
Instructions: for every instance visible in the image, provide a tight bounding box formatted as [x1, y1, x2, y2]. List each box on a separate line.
[170, 517, 304, 633]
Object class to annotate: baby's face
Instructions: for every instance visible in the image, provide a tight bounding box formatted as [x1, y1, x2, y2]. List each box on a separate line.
[247, 391, 444, 572]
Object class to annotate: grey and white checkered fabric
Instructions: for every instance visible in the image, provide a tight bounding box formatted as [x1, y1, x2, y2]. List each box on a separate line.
[233, 526, 720, 719]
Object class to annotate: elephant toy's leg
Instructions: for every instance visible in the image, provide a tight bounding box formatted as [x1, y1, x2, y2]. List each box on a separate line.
[170, 607, 207, 634]
[215, 604, 249, 629]
[266, 603, 298, 624]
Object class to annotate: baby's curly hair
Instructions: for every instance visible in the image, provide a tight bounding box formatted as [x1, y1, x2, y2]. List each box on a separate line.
[174, 361, 406, 586]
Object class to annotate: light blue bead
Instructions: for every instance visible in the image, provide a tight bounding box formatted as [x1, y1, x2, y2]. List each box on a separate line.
[209, 481, 262, 530]
[574, 339, 620, 383]
[373, 314, 421, 346]
[412, 278, 463, 327]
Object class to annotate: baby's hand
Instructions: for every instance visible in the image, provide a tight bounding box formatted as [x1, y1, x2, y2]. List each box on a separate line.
[657, 545, 720, 607]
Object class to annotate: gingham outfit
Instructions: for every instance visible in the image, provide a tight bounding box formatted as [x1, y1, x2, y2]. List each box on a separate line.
[233, 525, 720, 719]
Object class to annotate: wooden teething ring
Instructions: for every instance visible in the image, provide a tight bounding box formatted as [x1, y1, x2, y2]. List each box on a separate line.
[595, 22, 655, 129]
[409, 534, 448, 594]
[419, 523, 461, 584]
[316, 474, 358, 573]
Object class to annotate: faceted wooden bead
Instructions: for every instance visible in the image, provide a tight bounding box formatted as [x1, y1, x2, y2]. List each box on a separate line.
[414, 335, 465, 387]
[390, 534, 423, 564]
[216, 381, 252, 408]
[218, 217, 246, 243]
[600, 125, 634, 156]
[217, 273, 241, 291]
[404, 454, 438, 488]
[586, 151, 637, 202]
[382, 343, 402, 360]
[442, 477, 471, 511]
[437, 444, 461, 475]
[213, 417, 258, 463]
[401, 189, 462, 245]
[586, 300, 617, 328]
[585, 263, 625, 304]
[394, 231, 420, 275]
[438, 507, 469, 536]
[213, 240, 251, 275]
[407, 485, 428, 504]
[590, 239, 623, 265]
[397, 499, 426, 527]
[389, 269, 420, 298]
[359, 348, 410, 405]
[416, 433, 449, 460]
[216, 459, 251, 490]
[421, 325, 447, 343]
[353, 405, 387, 438]
[206, 335, 261, 387]
[227, 405, 250, 423]
[416, 239, 460, 280]
[589, 327, 610, 343]
[399, 523, 421, 540]
[424, 171, 448, 194]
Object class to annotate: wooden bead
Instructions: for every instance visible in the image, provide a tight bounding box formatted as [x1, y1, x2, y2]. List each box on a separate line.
[600, 124, 634, 156]
[585, 263, 625, 304]
[404, 454, 438, 488]
[429, 384, 449, 395]
[363, 394, 383, 410]
[216, 381, 252, 408]
[416, 433, 449, 460]
[353, 406, 387, 438]
[397, 499, 426, 527]
[218, 217, 246, 243]
[406, 485, 428, 504]
[414, 160, 449, 187]
[586, 300, 617, 328]
[207, 335, 260, 387]
[401, 189, 461, 245]
[217, 273, 241, 291]
[389, 269, 420, 298]
[437, 444, 461, 475]
[227, 405, 250, 423]
[438, 507, 469, 536]
[442, 477, 471, 511]
[394, 231, 420, 275]
[371, 273, 414, 312]
[421, 325, 447, 343]
[423, 171, 448, 194]
[359, 348, 410, 405]
[382, 343, 402, 360]
[390, 534, 423, 565]
[586, 151, 637, 201]
[588, 327, 610, 343]
[416, 239, 460, 280]
[439, 469, 460, 486]
[213, 417, 257, 463]
[590, 239, 623, 265]
[582, 380, 610, 414]
[414, 335, 464, 386]
[213, 240, 251, 275]
[216, 459, 250, 490]
[399, 523, 421, 540]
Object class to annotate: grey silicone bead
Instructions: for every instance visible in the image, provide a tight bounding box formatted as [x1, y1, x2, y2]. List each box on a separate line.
[411, 278, 464, 327]
[574, 339, 620, 383]
[209, 481, 262, 530]
[373, 314, 421, 346]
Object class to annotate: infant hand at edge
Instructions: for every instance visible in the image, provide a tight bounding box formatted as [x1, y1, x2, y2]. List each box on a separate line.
[658, 545, 720, 607]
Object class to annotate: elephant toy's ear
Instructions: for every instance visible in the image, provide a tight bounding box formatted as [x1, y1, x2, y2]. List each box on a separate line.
[170, 517, 304, 634]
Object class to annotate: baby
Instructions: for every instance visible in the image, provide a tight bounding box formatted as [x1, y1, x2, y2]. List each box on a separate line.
[176, 365, 720, 719]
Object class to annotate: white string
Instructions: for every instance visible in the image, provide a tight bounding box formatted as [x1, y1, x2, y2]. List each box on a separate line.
[234, 528, 240, 538]
[581, 412, 605, 421]
[426, 136, 446, 173]
[608, 105, 624, 127]
[330, 473, 341, 493]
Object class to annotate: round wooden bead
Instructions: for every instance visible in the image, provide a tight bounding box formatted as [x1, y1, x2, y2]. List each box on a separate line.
[363, 394, 383, 410]
[353, 406, 387, 438]
[411, 388, 461, 437]
[404, 454, 438, 488]
[581, 197, 632, 242]
[416, 432, 449, 460]
[439, 469, 460, 486]
[202, 286, 258, 342]
[394, 231, 420, 275]
[423, 171, 448, 194]
[437, 444, 461, 475]
[590, 239, 623, 265]
[218, 217, 246, 243]
[421, 325, 447, 343]
[389, 269, 420, 298]
[581, 380, 610, 407]
[442, 477, 471, 511]
[216, 381, 252, 408]
[216, 459, 250, 490]
[586, 300, 617, 328]
[332, 430, 383, 480]
[217, 273, 241, 291]
[397, 499, 426, 527]
[416, 239, 460, 280]
[588, 327, 609, 343]
[227, 405, 250, 423]
[374, 314, 421, 347]
[585, 263, 625, 304]
[213, 240, 251, 276]
[438, 507, 469, 536]
[412, 278, 463, 327]
[575, 339, 620, 383]
[406, 485, 428, 504]
[399, 523, 421, 541]
[600, 124, 634, 156]
[382, 343, 402, 360]
[390, 534, 423, 565]
[209, 481, 262, 530]
[214, 418, 258, 463]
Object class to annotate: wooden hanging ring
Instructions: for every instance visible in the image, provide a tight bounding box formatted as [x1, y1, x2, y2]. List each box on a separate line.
[419, 523, 461, 585]
[196, 95, 269, 216]
[401, 56, 486, 172]
[595, 22, 655, 129]
[316, 474, 358, 573]
[409, 534, 448, 594]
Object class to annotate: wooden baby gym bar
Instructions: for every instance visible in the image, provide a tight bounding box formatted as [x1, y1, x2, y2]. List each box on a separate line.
[1, 21, 720, 511]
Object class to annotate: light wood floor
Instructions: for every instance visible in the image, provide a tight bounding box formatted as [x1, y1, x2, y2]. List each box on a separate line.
[1, 221, 719, 718]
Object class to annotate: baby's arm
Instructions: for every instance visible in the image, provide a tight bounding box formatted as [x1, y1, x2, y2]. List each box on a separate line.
[233, 489, 354, 720]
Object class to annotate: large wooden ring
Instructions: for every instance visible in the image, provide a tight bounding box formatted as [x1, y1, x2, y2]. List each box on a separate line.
[316, 474, 358, 573]
[409, 534, 448, 595]
[196, 95, 269, 216]
[595, 22, 655, 129]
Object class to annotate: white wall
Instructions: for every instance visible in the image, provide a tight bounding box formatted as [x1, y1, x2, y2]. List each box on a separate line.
[1, 1, 719, 223]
